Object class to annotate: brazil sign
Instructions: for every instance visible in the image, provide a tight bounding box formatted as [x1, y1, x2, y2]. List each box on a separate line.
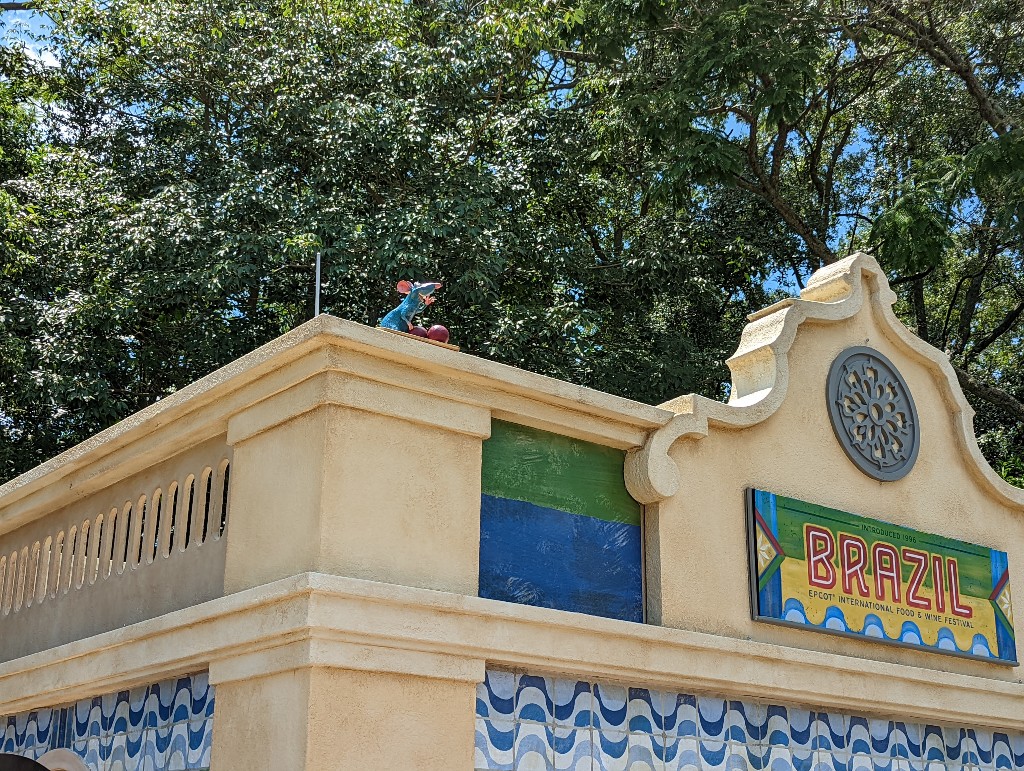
[747, 488, 1016, 664]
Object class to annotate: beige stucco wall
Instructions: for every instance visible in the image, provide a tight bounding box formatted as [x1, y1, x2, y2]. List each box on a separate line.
[211, 666, 477, 771]
[655, 307, 1024, 679]
[224, 398, 488, 596]
[1, 252, 1023, 770]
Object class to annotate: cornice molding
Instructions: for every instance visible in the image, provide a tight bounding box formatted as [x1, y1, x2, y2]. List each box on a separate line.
[1, 573, 1022, 731]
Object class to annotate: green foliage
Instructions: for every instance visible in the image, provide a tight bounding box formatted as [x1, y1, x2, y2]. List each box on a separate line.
[967, 130, 1024, 237]
[0, 0, 777, 479]
[868, 181, 953, 275]
[571, 0, 1024, 479]
[2, 0, 1024, 487]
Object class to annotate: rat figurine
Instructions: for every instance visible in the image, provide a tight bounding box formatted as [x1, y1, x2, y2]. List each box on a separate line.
[378, 280, 442, 333]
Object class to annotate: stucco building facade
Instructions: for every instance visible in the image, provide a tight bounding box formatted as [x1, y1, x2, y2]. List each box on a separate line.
[1, 253, 1022, 771]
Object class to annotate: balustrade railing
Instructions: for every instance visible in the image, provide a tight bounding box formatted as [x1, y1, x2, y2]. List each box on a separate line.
[0, 442, 232, 662]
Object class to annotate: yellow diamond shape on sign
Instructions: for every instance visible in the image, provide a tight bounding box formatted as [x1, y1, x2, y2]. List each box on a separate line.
[997, 582, 1013, 625]
[756, 526, 777, 575]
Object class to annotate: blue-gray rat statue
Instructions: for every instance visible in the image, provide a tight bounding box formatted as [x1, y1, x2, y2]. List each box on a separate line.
[378, 280, 442, 332]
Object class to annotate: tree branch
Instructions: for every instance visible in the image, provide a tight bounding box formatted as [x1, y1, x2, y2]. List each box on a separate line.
[736, 119, 838, 267]
[769, 123, 789, 184]
[866, 2, 1013, 135]
[574, 208, 608, 264]
[551, 49, 605, 65]
[952, 236, 998, 356]
[940, 273, 971, 349]
[822, 122, 853, 232]
[954, 366, 1024, 423]
[912, 277, 930, 343]
[953, 266, 987, 356]
[966, 298, 1024, 363]
[888, 266, 933, 287]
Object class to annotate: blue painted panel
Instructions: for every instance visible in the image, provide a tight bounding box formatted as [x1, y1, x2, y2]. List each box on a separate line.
[480, 494, 643, 623]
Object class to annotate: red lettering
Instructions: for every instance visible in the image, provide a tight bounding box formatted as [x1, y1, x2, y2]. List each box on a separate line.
[805, 525, 836, 589]
[839, 534, 870, 597]
[901, 548, 932, 609]
[947, 558, 973, 618]
[871, 542, 902, 603]
[932, 554, 946, 612]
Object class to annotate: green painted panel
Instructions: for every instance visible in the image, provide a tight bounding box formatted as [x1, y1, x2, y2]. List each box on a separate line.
[481, 420, 641, 526]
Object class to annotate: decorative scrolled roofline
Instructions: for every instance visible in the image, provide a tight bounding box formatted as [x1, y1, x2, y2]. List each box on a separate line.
[625, 252, 1024, 509]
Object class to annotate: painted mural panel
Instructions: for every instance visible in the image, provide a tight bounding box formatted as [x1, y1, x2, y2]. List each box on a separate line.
[748, 488, 1016, 664]
[479, 420, 643, 623]
[475, 667, 1024, 771]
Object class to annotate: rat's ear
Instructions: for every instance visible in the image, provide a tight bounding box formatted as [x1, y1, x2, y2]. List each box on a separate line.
[396, 280, 413, 294]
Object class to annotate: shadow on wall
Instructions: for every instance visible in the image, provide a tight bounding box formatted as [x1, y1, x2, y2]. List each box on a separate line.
[1, 749, 88, 770]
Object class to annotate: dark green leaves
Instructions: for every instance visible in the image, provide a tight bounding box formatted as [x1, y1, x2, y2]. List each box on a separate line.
[967, 130, 1024, 237]
[3, 0, 1024, 486]
[869, 182, 953, 275]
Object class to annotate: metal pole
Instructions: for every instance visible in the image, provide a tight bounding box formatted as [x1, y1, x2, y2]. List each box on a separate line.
[314, 252, 321, 316]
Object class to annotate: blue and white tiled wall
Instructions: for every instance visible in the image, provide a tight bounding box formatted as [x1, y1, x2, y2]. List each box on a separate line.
[1, 672, 214, 770]
[476, 669, 1024, 771]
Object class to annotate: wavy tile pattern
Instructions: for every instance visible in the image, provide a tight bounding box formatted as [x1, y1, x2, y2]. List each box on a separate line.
[1, 672, 213, 770]
[475, 669, 1024, 771]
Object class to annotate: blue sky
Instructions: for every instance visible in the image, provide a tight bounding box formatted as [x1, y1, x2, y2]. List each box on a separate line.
[3, 7, 54, 63]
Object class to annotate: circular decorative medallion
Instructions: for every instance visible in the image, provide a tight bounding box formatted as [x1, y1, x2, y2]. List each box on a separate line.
[826, 346, 919, 481]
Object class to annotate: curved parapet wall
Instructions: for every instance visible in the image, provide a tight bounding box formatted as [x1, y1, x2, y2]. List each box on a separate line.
[633, 251, 1024, 683]
[626, 252, 1024, 510]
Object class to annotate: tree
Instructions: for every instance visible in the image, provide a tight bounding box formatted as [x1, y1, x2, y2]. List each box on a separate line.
[558, 0, 1024, 472]
[0, 0, 776, 479]
[2, 0, 1023, 484]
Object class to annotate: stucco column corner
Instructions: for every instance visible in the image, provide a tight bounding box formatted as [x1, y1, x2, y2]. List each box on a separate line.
[221, 364, 491, 597]
[208, 638, 485, 771]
